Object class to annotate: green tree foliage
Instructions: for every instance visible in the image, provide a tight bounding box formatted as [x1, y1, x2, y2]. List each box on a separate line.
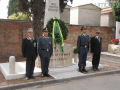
[8, 12, 30, 20]
[107, 0, 120, 21]
[8, 0, 17, 17]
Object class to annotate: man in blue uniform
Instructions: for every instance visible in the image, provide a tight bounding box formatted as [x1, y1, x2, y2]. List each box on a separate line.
[77, 26, 89, 73]
[38, 27, 53, 77]
[22, 28, 37, 80]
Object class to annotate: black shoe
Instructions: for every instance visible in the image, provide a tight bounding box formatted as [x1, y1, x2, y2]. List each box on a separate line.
[26, 77, 29, 80]
[83, 69, 88, 72]
[93, 69, 96, 71]
[42, 74, 45, 77]
[79, 67, 83, 73]
[45, 73, 51, 77]
[82, 66, 88, 72]
[30, 76, 35, 79]
[96, 69, 100, 71]
[82, 67, 88, 72]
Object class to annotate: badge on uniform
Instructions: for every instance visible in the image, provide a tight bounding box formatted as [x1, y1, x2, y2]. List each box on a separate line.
[49, 42, 51, 45]
[34, 42, 36, 47]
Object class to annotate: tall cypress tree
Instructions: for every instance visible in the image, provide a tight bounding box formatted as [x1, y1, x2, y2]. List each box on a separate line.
[8, 0, 17, 17]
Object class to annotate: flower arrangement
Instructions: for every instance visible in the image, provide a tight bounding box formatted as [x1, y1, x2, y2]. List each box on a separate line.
[73, 47, 77, 54]
[111, 39, 119, 45]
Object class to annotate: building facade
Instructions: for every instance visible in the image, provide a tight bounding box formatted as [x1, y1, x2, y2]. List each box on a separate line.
[70, 3, 101, 26]
[100, 7, 116, 27]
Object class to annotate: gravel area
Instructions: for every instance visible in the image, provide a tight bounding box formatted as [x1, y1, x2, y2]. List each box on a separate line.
[86, 52, 120, 74]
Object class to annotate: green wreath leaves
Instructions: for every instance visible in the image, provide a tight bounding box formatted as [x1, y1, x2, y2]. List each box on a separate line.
[46, 18, 69, 43]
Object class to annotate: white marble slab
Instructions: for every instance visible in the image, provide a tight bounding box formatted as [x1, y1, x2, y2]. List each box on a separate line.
[0, 61, 103, 80]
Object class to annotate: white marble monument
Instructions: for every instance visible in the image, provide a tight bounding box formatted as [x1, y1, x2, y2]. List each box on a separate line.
[116, 21, 120, 40]
[44, 0, 60, 27]
[36, 43, 74, 67]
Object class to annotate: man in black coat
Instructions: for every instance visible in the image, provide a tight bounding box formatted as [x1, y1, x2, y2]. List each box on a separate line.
[91, 29, 102, 71]
[38, 27, 53, 77]
[22, 28, 37, 80]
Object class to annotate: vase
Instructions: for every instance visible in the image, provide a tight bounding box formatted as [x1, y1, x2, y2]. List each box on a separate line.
[74, 54, 79, 63]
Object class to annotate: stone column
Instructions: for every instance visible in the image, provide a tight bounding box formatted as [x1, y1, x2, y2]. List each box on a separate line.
[44, 0, 60, 27]
[9, 56, 15, 74]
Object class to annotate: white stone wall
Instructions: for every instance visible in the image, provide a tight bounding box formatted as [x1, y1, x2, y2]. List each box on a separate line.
[78, 8, 101, 26]
[70, 7, 79, 25]
[109, 12, 116, 27]
[100, 14, 109, 26]
[60, 8, 70, 24]
[70, 4, 101, 26]
[100, 12, 116, 27]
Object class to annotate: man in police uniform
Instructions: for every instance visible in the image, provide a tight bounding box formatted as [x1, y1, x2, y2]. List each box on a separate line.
[91, 29, 102, 71]
[38, 27, 53, 77]
[22, 28, 37, 80]
[77, 26, 89, 73]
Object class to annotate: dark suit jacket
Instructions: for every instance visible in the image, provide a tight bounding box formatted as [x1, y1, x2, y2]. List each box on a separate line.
[77, 34, 89, 54]
[38, 36, 53, 57]
[91, 36, 102, 54]
[22, 37, 37, 61]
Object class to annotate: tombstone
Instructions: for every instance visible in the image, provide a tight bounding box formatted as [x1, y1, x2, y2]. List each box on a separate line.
[9, 56, 15, 74]
[36, 43, 74, 67]
[44, 0, 60, 27]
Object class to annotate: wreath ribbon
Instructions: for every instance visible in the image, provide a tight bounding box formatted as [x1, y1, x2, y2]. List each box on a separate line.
[52, 17, 64, 52]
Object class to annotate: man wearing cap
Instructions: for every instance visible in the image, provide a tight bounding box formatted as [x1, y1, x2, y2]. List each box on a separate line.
[22, 28, 37, 80]
[38, 27, 53, 77]
[77, 26, 89, 73]
[91, 29, 102, 71]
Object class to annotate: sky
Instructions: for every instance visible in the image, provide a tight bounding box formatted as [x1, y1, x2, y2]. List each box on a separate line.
[0, 0, 108, 19]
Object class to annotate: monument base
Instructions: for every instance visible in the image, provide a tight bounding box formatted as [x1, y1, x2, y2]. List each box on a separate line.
[108, 44, 120, 55]
[36, 43, 74, 68]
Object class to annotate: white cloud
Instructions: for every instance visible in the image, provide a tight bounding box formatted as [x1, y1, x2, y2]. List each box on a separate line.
[67, 0, 108, 8]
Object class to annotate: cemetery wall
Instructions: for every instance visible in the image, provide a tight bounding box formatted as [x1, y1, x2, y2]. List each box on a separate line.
[0, 19, 115, 57]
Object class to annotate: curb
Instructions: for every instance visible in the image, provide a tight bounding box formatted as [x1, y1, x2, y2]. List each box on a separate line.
[0, 70, 120, 90]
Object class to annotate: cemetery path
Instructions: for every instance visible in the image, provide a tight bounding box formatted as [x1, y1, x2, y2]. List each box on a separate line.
[16, 74, 120, 90]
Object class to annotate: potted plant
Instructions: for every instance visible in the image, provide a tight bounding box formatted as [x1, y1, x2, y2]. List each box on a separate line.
[73, 47, 79, 63]
[111, 39, 119, 45]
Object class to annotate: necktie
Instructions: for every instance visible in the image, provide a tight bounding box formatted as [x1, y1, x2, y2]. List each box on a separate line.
[98, 37, 100, 43]
[31, 39, 33, 42]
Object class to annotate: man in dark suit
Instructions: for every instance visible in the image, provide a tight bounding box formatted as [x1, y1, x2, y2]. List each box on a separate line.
[38, 27, 53, 77]
[91, 29, 102, 71]
[22, 28, 37, 80]
[77, 26, 89, 73]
